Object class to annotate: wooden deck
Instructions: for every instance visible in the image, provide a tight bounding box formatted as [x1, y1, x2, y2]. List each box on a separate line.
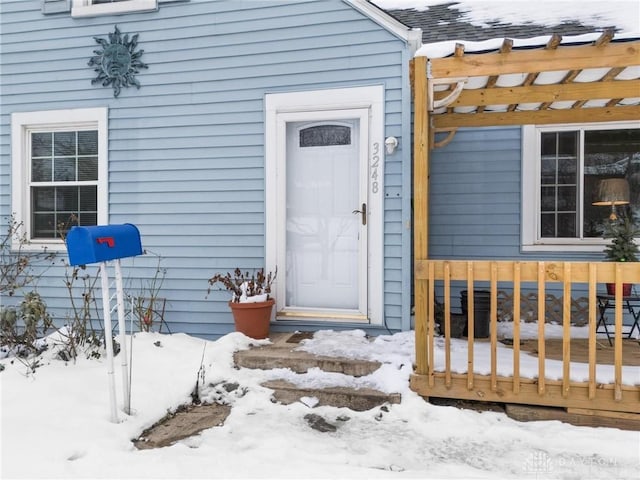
[516, 338, 640, 366]
[411, 259, 640, 417]
[409, 41, 640, 426]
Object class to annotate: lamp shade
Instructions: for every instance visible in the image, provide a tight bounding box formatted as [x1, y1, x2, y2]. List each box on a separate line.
[592, 178, 630, 206]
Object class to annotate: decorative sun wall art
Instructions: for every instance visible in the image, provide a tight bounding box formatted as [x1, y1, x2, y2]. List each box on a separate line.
[88, 25, 148, 97]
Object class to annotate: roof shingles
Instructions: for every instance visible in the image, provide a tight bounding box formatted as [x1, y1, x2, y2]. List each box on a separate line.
[379, 2, 616, 43]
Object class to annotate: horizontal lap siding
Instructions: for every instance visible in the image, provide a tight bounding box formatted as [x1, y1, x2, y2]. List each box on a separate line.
[0, 0, 408, 337]
[429, 127, 522, 259]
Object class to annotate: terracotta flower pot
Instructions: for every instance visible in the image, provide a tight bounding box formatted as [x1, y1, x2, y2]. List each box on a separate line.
[606, 283, 632, 296]
[228, 298, 274, 339]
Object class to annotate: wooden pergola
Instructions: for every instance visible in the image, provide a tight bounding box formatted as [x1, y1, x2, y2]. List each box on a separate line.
[410, 32, 640, 421]
[413, 30, 640, 325]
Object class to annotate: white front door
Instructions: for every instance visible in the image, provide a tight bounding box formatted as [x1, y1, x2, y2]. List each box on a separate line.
[285, 119, 366, 314]
[265, 86, 384, 324]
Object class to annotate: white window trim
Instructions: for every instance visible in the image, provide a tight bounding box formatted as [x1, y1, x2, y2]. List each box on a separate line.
[522, 121, 638, 253]
[11, 108, 109, 252]
[265, 85, 385, 325]
[71, 0, 157, 18]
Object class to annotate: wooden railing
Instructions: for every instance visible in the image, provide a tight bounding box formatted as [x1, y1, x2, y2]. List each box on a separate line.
[411, 260, 640, 414]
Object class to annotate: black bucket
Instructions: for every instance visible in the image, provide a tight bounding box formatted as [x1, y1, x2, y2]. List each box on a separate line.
[461, 290, 491, 338]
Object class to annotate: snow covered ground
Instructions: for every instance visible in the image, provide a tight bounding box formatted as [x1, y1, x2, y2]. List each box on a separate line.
[1, 329, 638, 480]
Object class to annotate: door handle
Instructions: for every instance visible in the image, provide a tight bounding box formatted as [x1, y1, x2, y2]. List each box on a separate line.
[352, 203, 367, 226]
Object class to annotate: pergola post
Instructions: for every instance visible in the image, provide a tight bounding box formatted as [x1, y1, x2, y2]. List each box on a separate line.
[412, 56, 430, 375]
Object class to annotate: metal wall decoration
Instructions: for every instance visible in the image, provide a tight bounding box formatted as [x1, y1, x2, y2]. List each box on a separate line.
[88, 26, 148, 98]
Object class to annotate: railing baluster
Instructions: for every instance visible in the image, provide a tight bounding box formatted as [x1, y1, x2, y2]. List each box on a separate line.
[427, 262, 435, 386]
[562, 262, 571, 398]
[588, 263, 597, 399]
[467, 281, 475, 345]
[537, 262, 546, 395]
[444, 261, 452, 388]
[490, 262, 498, 392]
[513, 262, 521, 394]
[614, 263, 623, 401]
[467, 262, 475, 390]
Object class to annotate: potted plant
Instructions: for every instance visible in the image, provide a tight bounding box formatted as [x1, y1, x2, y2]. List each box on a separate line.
[601, 214, 639, 296]
[207, 268, 277, 339]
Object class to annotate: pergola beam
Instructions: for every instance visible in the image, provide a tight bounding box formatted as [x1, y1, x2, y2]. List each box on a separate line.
[428, 41, 640, 78]
[433, 105, 640, 128]
[441, 79, 640, 108]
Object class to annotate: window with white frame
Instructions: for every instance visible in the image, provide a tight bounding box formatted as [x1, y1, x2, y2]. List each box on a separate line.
[522, 122, 640, 252]
[71, 0, 157, 17]
[11, 108, 108, 250]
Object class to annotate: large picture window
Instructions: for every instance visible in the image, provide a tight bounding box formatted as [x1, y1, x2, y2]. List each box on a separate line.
[11, 108, 108, 251]
[522, 123, 640, 252]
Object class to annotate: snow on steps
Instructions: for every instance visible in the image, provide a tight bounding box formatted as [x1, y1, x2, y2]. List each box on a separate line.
[262, 379, 401, 412]
[233, 332, 401, 411]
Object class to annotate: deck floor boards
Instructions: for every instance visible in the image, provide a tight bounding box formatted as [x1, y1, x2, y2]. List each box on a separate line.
[513, 338, 640, 366]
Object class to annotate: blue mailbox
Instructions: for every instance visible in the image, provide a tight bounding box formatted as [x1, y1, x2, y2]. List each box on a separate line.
[66, 224, 143, 266]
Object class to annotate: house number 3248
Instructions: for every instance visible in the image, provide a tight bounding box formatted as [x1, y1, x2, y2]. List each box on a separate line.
[371, 142, 380, 194]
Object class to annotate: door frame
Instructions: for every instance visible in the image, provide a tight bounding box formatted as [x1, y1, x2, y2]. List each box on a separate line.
[265, 85, 384, 325]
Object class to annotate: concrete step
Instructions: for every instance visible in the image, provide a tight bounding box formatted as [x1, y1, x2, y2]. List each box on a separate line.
[235, 333, 402, 411]
[262, 379, 401, 412]
[233, 332, 382, 377]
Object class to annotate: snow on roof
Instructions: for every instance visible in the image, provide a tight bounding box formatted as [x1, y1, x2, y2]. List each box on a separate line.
[415, 31, 640, 58]
[372, 0, 640, 35]
[372, 1, 640, 56]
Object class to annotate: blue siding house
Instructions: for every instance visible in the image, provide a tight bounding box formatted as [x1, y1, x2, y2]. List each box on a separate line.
[0, 0, 421, 338]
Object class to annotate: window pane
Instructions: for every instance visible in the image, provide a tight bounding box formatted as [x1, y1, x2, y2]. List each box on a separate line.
[32, 158, 53, 182]
[557, 158, 577, 184]
[541, 132, 556, 157]
[540, 186, 556, 212]
[78, 131, 98, 156]
[558, 131, 578, 156]
[540, 213, 556, 237]
[54, 157, 76, 181]
[79, 212, 97, 226]
[78, 157, 98, 181]
[31, 132, 52, 157]
[300, 125, 351, 147]
[79, 185, 98, 229]
[557, 213, 576, 237]
[32, 187, 55, 211]
[32, 213, 56, 238]
[540, 157, 556, 185]
[80, 186, 98, 212]
[557, 186, 576, 211]
[583, 128, 640, 237]
[54, 132, 76, 156]
[57, 187, 78, 211]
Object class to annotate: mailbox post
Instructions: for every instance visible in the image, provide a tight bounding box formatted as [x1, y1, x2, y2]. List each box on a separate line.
[66, 224, 143, 423]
